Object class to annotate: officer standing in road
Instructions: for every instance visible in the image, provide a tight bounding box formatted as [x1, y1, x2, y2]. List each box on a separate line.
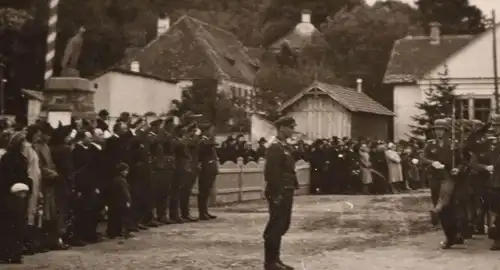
[421, 118, 464, 249]
[263, 116, 297, 270]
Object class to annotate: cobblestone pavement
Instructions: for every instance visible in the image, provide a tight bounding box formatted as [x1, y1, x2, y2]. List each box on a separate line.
[3, 192, 498, 270]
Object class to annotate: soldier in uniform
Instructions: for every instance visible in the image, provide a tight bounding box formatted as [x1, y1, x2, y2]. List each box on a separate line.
[197, 122, 218, 220]
[421, 118, 464, 249]
[263, 116, 297, 270]
[462, 119, 491, 235]
[468, 114, 500, 250]
[178, 122, 201, 222]
[170, 124, 188, 223]
[148, 119, 166, 227]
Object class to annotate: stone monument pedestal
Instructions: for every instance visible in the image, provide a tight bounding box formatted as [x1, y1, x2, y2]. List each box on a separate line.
[43, 76, 96, 119]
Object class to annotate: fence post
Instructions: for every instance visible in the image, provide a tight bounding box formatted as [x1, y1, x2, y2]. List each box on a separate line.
[208, 159, 221, 206]
[237, 157, 244, 202]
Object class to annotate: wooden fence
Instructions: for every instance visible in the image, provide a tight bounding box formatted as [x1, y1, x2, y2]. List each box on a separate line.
[190, 157, 311, 206]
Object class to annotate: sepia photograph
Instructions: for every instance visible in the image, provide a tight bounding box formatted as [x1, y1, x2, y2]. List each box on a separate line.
[0, 0, 499, 269]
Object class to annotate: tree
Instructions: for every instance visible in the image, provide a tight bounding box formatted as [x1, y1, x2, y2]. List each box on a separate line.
[180, 78, 249, 132]
[416, 0, 485, 35]
[254, 49, 336, 118]
[320, 1, 422, 104]
[0, 8, 31, 63]
[411, 67, 456, 137]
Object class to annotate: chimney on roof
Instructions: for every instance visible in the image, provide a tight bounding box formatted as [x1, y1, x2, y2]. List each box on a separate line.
[429, 21, 441, 45]
[301, 9, 312, 23]
[157, 13, 170, 37]
[130, 61, 140, 72]
[356, 78, 363, 93]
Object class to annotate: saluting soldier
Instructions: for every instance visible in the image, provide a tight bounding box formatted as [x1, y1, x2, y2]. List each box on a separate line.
[148, 119, 166, 227]
[263, 116, 297, 270]
[197, 122, 218, 220]
[170, 123, 188, 223]
[178, 121, 201, 222]
[421, 118, 464, 249]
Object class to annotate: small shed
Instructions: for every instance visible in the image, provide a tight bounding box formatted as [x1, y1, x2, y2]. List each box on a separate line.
[277, 81, 394, 140]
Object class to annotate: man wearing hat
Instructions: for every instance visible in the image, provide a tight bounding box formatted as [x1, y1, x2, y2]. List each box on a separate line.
[256, 137, 267, 160]
[420, 118, 464, 249]
[263, 116, 297, 270]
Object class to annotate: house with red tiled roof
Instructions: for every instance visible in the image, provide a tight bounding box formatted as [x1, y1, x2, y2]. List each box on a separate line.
[277, 80, 393, 140]
[92, 15, 259, 118]
[384, 22, 500, 140]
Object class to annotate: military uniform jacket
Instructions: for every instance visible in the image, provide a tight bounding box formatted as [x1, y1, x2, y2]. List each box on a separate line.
[469, 136, 500, 187]
[173, 136, 192, 172]
[420, 138, 462, 174]
[264, 138, 298, 195]
[199, 135, 219, 174]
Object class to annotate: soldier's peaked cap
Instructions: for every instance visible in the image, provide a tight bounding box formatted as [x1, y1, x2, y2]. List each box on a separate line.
[274, 116, 296, 128]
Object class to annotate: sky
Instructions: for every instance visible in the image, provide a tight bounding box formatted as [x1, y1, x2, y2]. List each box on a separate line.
[366, 0, 500, 19]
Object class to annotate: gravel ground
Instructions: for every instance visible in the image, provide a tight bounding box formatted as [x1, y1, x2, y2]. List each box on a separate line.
[4, 191, 498, 270]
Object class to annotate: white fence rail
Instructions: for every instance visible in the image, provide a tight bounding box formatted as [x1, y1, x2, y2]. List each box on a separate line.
[191, 157, 311, 206]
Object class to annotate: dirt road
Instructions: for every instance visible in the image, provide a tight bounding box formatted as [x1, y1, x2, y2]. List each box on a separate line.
[4, 192, 498, 270]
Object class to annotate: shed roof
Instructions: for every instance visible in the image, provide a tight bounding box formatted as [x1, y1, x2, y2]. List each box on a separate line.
[278, 81, 394, 116]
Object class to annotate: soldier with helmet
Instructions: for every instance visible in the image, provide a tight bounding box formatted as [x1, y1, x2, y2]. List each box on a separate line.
[421, 118, 465, 249]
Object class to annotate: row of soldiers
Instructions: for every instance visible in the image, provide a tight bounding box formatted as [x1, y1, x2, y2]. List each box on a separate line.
[0, 108, 220, 264]
[424, 116, 500, 250]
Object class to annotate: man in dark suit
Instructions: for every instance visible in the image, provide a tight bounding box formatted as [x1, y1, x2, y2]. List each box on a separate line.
[104, 122, 131, 237]
[263, 116, 297, 270]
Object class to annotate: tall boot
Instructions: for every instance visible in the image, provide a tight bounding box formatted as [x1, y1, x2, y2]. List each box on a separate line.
[23, 225, 36, 255]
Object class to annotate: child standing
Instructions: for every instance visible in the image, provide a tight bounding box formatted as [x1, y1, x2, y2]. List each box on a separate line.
[106, 163, 133, 239]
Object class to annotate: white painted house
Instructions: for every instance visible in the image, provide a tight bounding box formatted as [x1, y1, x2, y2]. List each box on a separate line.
[92, 69, 187, 118]
[384, 22, 500, 140]
[117, 14, 259, 104]
[91, 14, 259, 119]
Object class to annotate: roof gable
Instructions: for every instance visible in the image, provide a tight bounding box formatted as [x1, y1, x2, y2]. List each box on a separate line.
[278, 81, 394, 116]
[383, 35, 474, 84]
[116, 16, 257, 85]
[269, 23, 328, 52]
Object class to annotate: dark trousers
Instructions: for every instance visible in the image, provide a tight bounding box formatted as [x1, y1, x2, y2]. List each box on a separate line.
[106, 203, 131, 238]
[263, 189, 294, 263]
[180, 169, 197, 217]
[198, 167, 217, 215]
[131, 162, 152, 224]
[169, 169, 183, 219]
[431, 173, 461, 241]
[153, 167, 173, 220]
[0, 195, 27, 262]
[75, 193, 102, 241]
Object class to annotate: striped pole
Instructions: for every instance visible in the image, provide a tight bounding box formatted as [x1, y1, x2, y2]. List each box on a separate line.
[45, 0, 59, 80]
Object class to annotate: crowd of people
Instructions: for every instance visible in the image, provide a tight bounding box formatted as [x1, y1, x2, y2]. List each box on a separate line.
[0, 108, 220, 264]
[217, 135, 426, 195]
